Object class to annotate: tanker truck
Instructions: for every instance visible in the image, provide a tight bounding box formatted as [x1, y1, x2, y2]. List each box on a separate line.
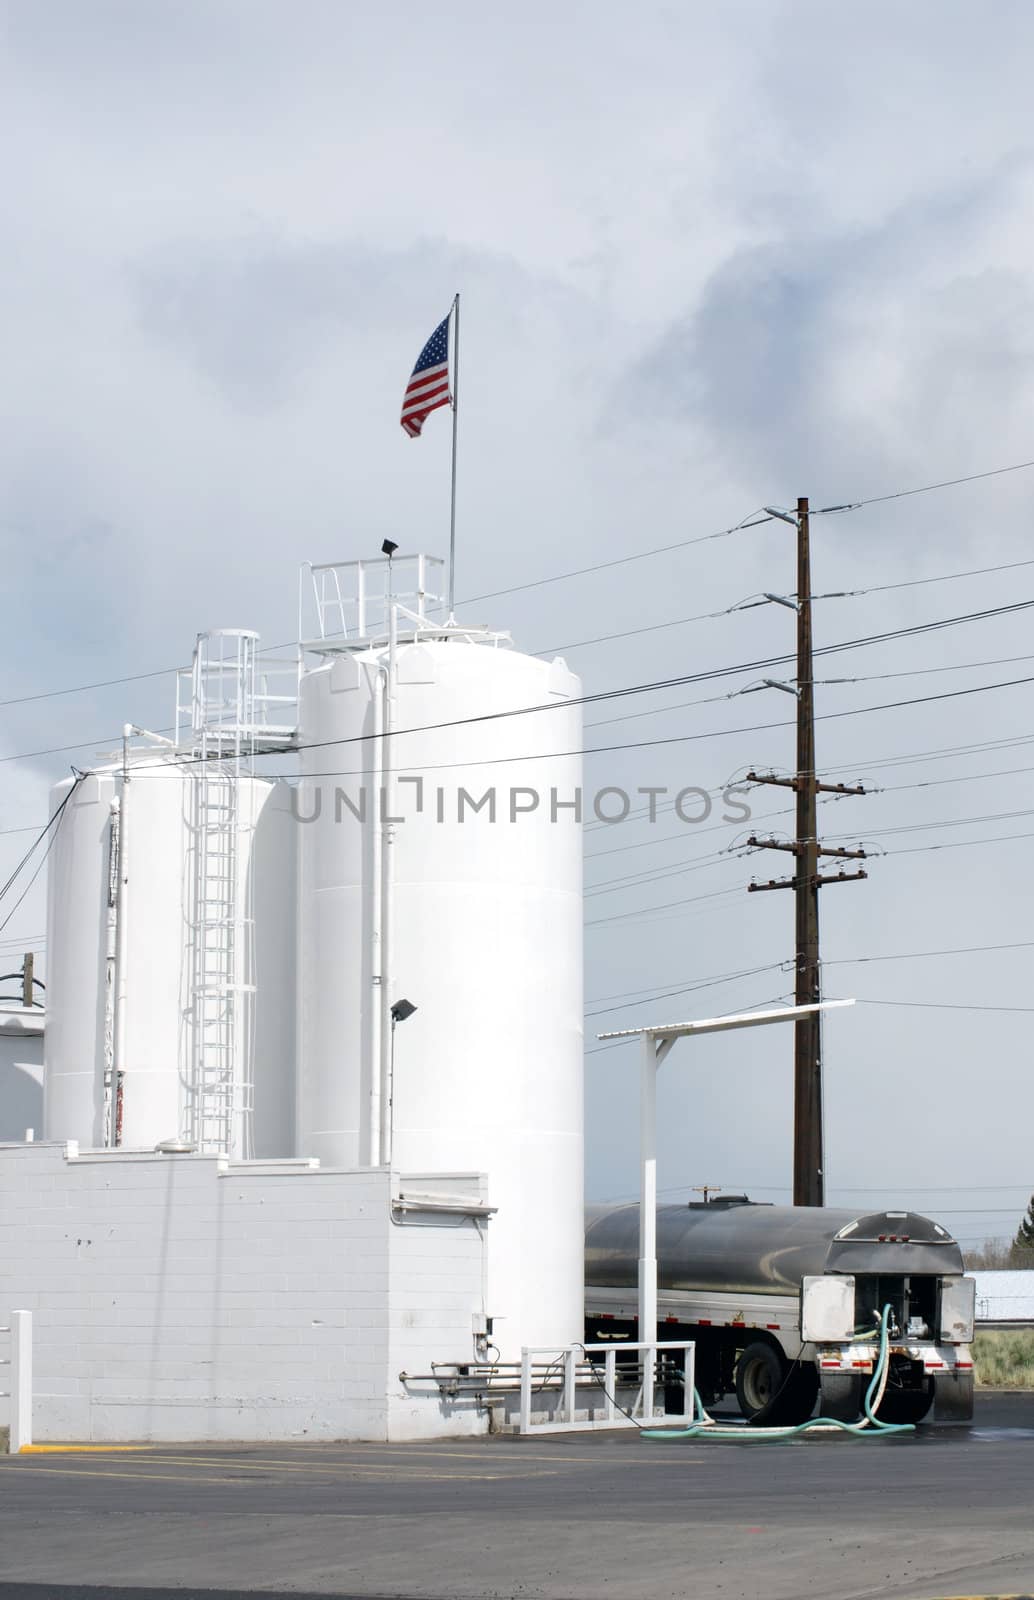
[584, 1195, 976, 1424]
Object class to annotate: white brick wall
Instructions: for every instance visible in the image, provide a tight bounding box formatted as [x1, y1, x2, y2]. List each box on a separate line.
[0, 1143, 488, 1442]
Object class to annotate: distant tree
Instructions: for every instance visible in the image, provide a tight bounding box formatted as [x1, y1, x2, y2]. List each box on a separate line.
[1010, 1195, 1034, 1264]
[965, 1237, 1014, 1270]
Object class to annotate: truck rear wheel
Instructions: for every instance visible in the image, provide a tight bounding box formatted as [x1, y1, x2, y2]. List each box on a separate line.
[735, 1341, 786, 1420]
[756, 1362, 819, 1426]
[869, 1380, 933, 1425]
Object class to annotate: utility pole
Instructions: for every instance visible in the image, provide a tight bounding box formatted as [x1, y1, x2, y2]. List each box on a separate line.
[21, 952, 34, 1009]
[746, 497, 868, 1206]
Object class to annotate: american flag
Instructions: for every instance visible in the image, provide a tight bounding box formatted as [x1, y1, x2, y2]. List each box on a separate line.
[400, 313, 452, 438]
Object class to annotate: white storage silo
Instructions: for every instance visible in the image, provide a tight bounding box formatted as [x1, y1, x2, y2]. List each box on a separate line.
[44, 631, 298, 1157]
[295, 557, 584, 1359]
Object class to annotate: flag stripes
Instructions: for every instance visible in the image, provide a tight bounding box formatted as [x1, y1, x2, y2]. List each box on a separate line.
[400, 314, 452, 438]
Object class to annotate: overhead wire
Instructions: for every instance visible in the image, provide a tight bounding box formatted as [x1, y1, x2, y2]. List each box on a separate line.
[0, 779, 82, 936]
[6, 452, 1034, 717]
[582, 939, 1034, 1018]
[245, 667, 1034, 785]
[585, 826, 1034, 930]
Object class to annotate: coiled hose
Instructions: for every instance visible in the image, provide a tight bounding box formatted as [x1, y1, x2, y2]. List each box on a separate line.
[641, 1303, 915, 1442]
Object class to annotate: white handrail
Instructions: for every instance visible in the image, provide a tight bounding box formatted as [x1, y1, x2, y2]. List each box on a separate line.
[519, 1339, 694, 1434]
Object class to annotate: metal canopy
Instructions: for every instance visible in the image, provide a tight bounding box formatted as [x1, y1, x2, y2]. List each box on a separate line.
[597, 998, 854, 1043]
[595, 998, 856, 1355]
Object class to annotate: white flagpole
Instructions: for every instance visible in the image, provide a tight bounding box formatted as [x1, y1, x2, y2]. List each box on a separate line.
[448, 292, 459, 618]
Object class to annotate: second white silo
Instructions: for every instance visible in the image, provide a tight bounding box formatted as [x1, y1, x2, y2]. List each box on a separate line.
[43, 628, 298, 1158]
[295, 556, 584, 1358]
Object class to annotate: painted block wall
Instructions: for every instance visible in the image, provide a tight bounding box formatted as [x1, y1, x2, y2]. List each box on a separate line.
[0, 1143, 487, 1442]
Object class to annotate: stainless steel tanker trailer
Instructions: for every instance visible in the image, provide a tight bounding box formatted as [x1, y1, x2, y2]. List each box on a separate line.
[584, 1195, 976, 1425]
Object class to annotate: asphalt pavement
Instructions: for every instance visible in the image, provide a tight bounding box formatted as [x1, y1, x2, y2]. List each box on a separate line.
[1, 1392, 1033, 1600]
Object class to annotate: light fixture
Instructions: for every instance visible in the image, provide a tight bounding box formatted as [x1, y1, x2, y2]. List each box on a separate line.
[391, 998, 417, 1024]
[381, 539, 399, 557]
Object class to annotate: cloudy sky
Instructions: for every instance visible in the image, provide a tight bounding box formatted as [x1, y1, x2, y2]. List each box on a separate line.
[3, 0, 1034, 1249]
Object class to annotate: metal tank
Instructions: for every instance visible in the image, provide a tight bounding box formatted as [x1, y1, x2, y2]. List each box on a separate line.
[43, 631, 297, 1157]
[585, 1198, 966, 1294]
[295, 556, 584, 1358]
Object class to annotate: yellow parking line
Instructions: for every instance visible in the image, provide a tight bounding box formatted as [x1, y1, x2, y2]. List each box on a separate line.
[0, 1460, 560, 1485]
[19, 1447, 620, 1473]
[19, 1449, 535, 1478]
[17, 1444, 152, 1454]
[209, 1445, 700, 1466]
[0, 1463, 263, 1486]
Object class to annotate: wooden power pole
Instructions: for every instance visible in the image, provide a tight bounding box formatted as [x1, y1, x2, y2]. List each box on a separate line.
[746, 497, 868, 1206]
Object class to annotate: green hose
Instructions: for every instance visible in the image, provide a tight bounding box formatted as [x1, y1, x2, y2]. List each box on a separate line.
[641, 1304, 915, 1442]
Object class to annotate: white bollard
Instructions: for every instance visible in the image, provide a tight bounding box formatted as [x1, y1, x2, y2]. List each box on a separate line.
[10, 1310, 32, 1453]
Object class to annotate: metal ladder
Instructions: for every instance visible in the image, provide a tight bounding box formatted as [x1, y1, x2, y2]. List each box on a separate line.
[183, 631, 258, 1157]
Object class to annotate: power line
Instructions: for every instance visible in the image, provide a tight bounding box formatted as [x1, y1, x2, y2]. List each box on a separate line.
[458, 507, 775, 605]
[586, 652, 1034, 731]
[892, 827, 1034, 858]
[586, 885, 746, 930]
[583, 991, 791, 1052]
[6, 593, 1034, 781]
[585, 759, 1034, 873]
[583, 938, 1034, 1015]
[474, 457, 1034, 608]
[0, 781, 81, 935]
[825, 939, 1034, 966]
[820, 557, 1034, 601]
[9, 718, 1029, 862]
[856, 997, 1034, 1015]
[827, 806, 1034, 844]
[0, 643, 297, 715]
[585, 827, 1034, 929]
[585, 962, 785, 1018]
[539, 587, 1034, 662]
[846, 456, 1034, 508]
[0, 730, 176, 767]
[0, 665, 186, 711]
[8, 454, 1034, 716]
[260, 667, 1034, 784]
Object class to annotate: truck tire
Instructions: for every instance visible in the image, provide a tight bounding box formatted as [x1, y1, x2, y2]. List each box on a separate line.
[735, 1341, 786, 1420]
[755, 1361, 819, 1427]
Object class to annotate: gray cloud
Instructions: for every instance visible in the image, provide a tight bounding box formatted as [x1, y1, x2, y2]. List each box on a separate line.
[2, 0, 1034, 1239]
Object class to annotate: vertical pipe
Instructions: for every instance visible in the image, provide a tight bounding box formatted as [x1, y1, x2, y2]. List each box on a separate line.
[378, 601, 398, 1166]
[365, 672, 384, 1166]
[519, 1347, 532, 1434]
[112, 732, 133, 1147]
[638, 1030, 658, 1414]
[102, 798, 120, 1147]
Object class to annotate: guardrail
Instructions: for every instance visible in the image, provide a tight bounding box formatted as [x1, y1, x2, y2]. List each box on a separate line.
[519, 1340, 695, 1434]
[0, 1311, 32, 1453]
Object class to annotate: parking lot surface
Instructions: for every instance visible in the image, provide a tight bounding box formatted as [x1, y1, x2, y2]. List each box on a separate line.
[1, 1392, 1033, 1600]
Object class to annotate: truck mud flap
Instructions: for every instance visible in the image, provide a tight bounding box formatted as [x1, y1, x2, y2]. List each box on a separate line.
[933, 1369, 973, 1423]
